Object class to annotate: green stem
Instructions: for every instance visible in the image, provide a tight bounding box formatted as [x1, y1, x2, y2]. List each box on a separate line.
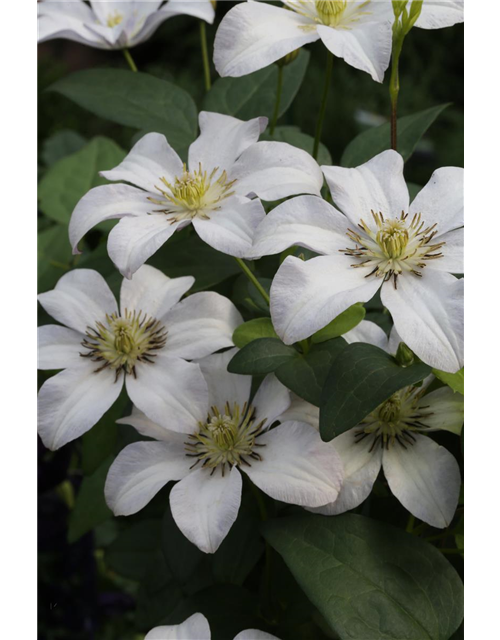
[405, 514, 415, 533]
[270, 65, 284, 135]
[234, 258, 270, 306]
[313, 51, 334, 160]
[199, 21, 211, 92]
[122, 47, 138, 72]
[389, 37, 403, 151]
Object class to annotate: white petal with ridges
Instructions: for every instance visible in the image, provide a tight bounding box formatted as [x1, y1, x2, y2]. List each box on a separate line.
[197, 349, 251, 415]
[429, 228, 464, 274]
[117, 405, 185, 442]
[235, 632, 280, 640]
[145, 613, 211, 640]
[409, 167, 464, 234]
[418, 387, 464, 435]
[344, 319, 389, 350]
[415, 1, 464, 29]
[38, 325, 83, 370]
[252, 375, 291, 431]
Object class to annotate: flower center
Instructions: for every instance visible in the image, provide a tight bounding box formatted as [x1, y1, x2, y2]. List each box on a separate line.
[149, 163, 237, 224]
[354, 387, 433, 450]
[185, 403, 266, 476]
[106, 12, 124, 28]
[315, 0, 347, 26]
[81, 310, 167, 380]
[341, 210, 445, 288]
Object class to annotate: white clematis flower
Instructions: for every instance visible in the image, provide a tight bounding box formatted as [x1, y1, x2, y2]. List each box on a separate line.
[413, 0, 464, 30]
[38, 265, 242, 451]
[252, 149, 464, 373]
[69, 111, 323, 278]
[105, 349, 344, 553]
[214, 0, 395, 82]
[145, 612, 280, 640]
[38, 1, 216, 50]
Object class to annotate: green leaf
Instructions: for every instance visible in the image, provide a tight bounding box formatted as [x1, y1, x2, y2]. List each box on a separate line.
[67, 457, 113, 544]
[262, 125, 332, 166]
[341, 104, 451, 167]
[49, 69, 198, 156]
[263, 514, 464, 640]
[276, 338, 347, 406]
[38, 136, 126, 225]
[311, 303, 366, 344]
[38, 224, 73, 293]
[106, 520, 163, 582]
[233, 318, 278, 349]
[162, 505, 204, 584]
[432, 367, 464, 395]
[320, 342, 431, 441]
[203, 50, 309, 122]
[227, 338, 297, 375]
[41, 129, 87, 166]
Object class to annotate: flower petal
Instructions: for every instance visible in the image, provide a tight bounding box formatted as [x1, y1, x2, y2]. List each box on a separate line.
[244, 422, 343, 508]
[38, 269, 118, 334]
[119, 264, 194, 320]
[277, 394, 319, 430]
[410, 167, 463, 235]
[250, 195, 347, 259]
[116, 405, 182, 442]
[270, 254, 381, 345]
[69, 184, 153, 254]
[415, 0, 464, 29]
[38, 362, 121, 451]
[311, 429, 382, 516]
[189, 111, 266, 174]
[108, 214, 183, 279]
[145, 613, 212, 640]
[381, 270, 464, 373]
[170, 466, 243, 554]
[418, 387, 464, 435]
[100, 132, 183, 193]
[162, 292, 243, 360]
[192, 197, 266, 259]
[126, 355, 208, 434]
[344, 319, 389, 350]
[383, 434, 461, 528]
[428, 228, 463, 274]
[38, 2, 105, 47]
[322, 150, 409, 231]
[38, 325, 83, 370]
[197, 349, 251, 414]
[105, 439, 191, 516]
[234, 632, 280, 640]
[252, 375, 291, 430]
[214, 1, 319, 77]
[160, 0, 215, 24]
[232, 142, 323, 200]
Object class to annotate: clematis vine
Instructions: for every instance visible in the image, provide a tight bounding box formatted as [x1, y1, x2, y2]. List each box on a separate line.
[38, 0, 216, 50]
[145, 612, 280, 640]
[252, 149, 464, 373]
[37, 265, 242, 450]
[214, 0, 394, 83]
[105, 349, 343, 553]
[69, 111, 323, 279]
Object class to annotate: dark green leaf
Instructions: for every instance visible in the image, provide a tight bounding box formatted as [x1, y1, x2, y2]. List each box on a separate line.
[38, 136, 126, 224]
[276, 338, 347, 406]
[50, 69, 198, 156]
[203, 51, 309, 122]
[227, 338, 297, 375]
[38, 224, 73, 293]
[262, 125, 332, 166]
[233, 318, 278, 348]
[67, 457, 113, 544]
[162, 505, 204, 584]
[320, 342, 431, 440]
[432, 368, 464, 395]
[106, 520, 163, 582]
[341, 104, 450, 167]
[41, 129, 87, 166]
[311, 303, 365, 344]
[263, 514, 464, 640]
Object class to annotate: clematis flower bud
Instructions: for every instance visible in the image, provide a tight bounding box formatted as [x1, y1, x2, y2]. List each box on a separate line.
[396, 342, 415, 368]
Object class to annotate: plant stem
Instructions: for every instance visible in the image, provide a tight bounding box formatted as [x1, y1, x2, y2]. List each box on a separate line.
[389, 37, 403, 151]
[199, 21, 211, 92]
[270, 65, 284, 135]
[313, 51, 334, 160]
[405, 514, 415, 533]
[234, 257, 270, 306]
[122, 48, 138, 72]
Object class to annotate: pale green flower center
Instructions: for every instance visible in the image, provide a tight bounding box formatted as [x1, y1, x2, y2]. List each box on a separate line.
[185, 403, 266, 476]
[355, 387, 433, 450]
[315, 0, 347, 26]
[149, 163, 237, 223]
[81, 310, 167, 379]
[107, 12, 124, 28]
[342, 210, 444, 288]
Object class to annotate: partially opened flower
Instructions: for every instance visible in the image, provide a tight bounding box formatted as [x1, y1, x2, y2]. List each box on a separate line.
[105, 349, 343, 553]
[146, 612, 280, 640]
[38, 1, 216, 49]
[69, 111, 323, 279]
[38, 265, 242, 450]
[214, 0, 394, 82]
[252, 149, 464, 373]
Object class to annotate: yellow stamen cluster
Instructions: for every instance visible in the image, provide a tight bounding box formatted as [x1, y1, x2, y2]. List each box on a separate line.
[107, 12, 124, 28]
[149, 163, 237, 224]
[315, 0, 348, 26]
[341, 210, 445, 288]
[81, 310, 167, 380]
[355, 387, 433, 451]
[185, 403, 266, 476]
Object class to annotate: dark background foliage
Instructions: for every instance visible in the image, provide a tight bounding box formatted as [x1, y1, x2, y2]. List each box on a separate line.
[38, 4, 463, 639]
